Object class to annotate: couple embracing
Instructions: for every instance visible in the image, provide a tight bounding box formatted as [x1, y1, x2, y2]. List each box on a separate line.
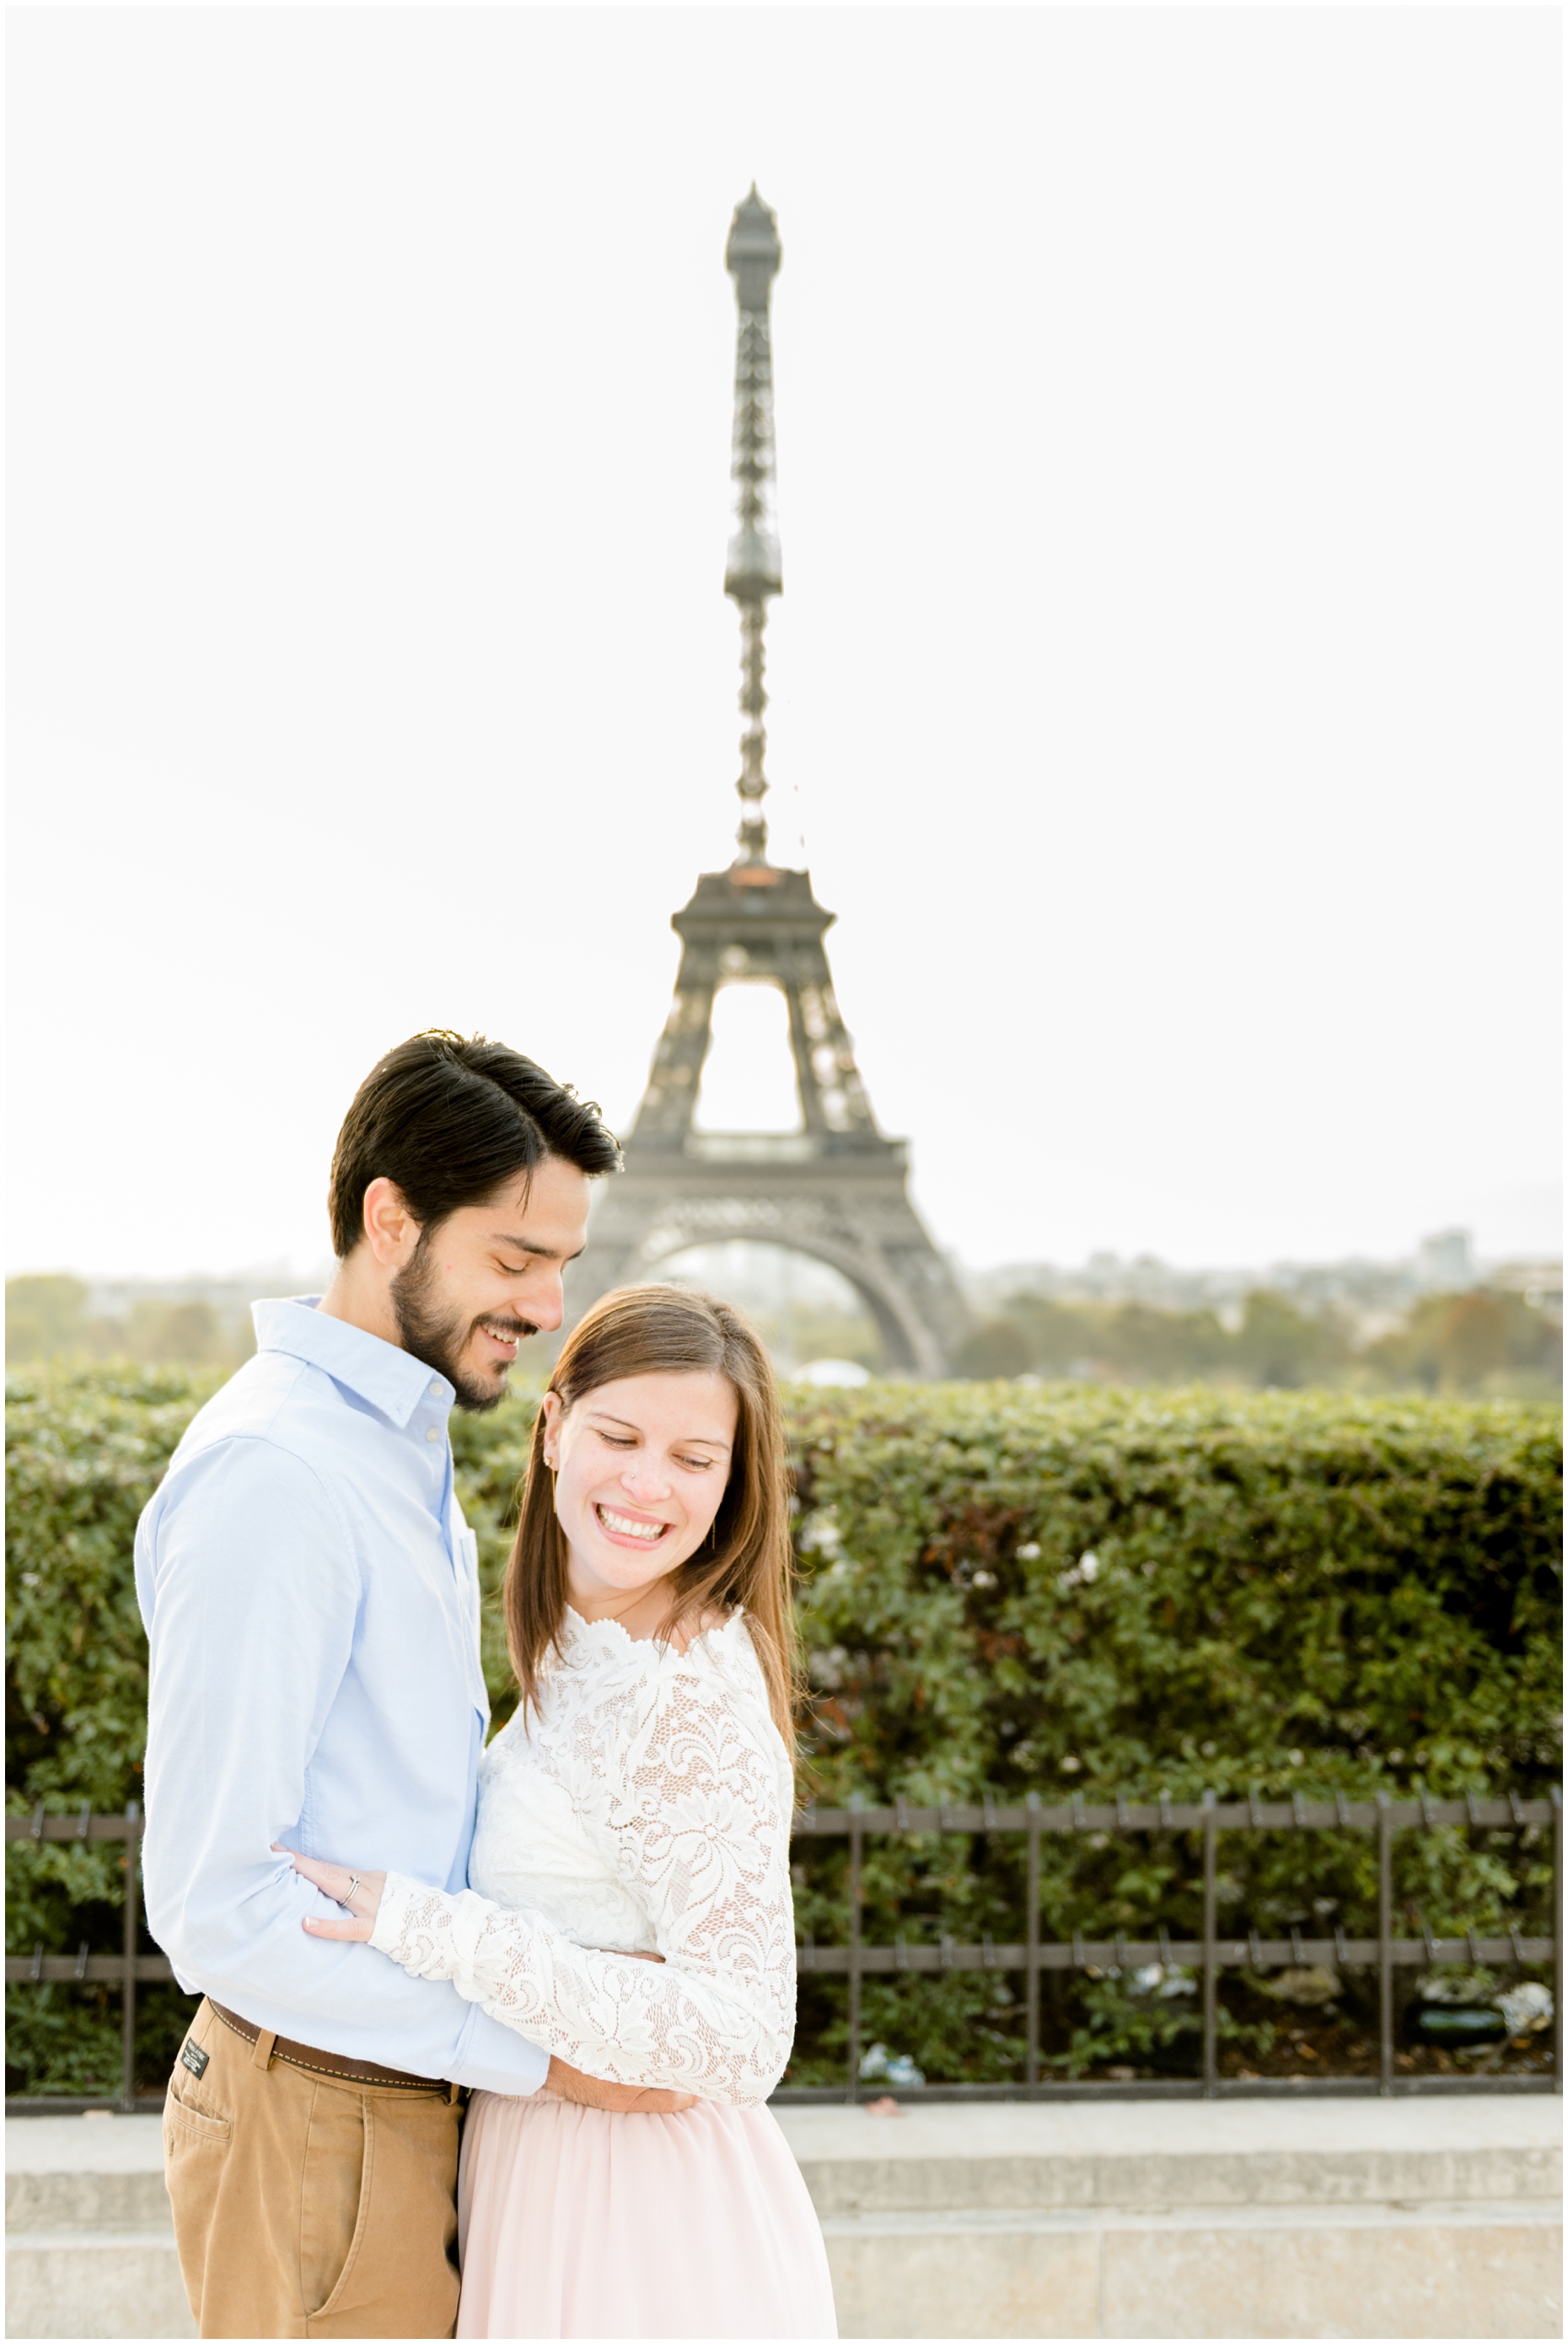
[136, 1032, 837, 2340]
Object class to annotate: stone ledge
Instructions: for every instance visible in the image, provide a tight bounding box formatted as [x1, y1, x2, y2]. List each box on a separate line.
[7, 2174, 171, 2232]
[772, 2094, 1563, 2215]
[818, 2196, 1564, 2237]
[792, 2142, 1561, 2213]
[5, 2234, 193, 2343]
[822, 2207, 1565, 2340]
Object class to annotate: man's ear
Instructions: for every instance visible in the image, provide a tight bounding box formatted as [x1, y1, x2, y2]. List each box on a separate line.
[361, 1177, 422, 1270]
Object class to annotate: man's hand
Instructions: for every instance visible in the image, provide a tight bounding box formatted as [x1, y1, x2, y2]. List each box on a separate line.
[550, 1946, 695, 2112]
[539, 1949, 694, 2111]
[546, 2056, 697, 2115]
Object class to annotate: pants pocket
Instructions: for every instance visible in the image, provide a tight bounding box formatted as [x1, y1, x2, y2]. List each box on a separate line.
[164, 2058, 234, 2318]
[165, 2095, 234, 2148]
[299, 2088, 370, 2319]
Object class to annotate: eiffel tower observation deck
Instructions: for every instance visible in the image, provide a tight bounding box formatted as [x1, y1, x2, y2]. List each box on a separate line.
[575, 190, 971, 1375]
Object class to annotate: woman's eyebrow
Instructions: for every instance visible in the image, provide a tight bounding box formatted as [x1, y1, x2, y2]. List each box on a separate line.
[586, 1410, 731, 1450]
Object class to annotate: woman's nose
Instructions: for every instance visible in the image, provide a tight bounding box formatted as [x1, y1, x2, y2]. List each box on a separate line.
[621, 1460, 672, 1502]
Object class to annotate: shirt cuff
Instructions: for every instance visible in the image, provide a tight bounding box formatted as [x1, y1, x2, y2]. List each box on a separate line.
[368, 1869, 447, 1968]
[447, 2020, 551, 2097]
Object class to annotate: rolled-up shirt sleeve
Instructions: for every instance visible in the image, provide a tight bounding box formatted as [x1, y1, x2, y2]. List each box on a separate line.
[137, 1435, 548, 2094]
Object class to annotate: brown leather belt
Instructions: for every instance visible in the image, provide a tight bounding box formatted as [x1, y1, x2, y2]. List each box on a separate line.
[207, 1999, 455, 2094]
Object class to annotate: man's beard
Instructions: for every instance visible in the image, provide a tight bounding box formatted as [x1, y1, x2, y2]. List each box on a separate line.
[389, 1237, 538, 1413]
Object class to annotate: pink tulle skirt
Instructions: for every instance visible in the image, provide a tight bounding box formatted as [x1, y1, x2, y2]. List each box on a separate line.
[456, 2088, 838, 2340]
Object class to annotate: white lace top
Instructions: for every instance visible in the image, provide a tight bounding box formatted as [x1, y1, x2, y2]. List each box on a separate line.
[368, 1607, 797, 2108]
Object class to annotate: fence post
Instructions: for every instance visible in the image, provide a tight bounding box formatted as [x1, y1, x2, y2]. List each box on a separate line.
[846, 1795, 863, 2105]
[1377, 1793, 1393, 2096]
[121, 1801, 142, 2113]
[1552, 1785, 1562, 2099]
[1201, 1791, 1216, 2096]
[1025, 1792, 1041, 2086]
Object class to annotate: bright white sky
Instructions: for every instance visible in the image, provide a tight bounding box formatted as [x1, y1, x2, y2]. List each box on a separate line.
[8, 7, 1560, 1282]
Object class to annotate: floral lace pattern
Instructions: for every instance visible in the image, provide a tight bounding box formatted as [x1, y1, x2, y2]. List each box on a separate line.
[370, 1610, 797, 2106]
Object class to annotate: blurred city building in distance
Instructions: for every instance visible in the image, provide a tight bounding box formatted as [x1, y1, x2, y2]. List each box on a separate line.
[954, 1234, 1561, 1398]
[966, 1237, 1564, 1325]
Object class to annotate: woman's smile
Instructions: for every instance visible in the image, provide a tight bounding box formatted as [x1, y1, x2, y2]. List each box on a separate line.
[593, 1502, 672, 1549]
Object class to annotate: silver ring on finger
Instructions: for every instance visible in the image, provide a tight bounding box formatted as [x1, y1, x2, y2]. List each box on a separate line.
[339, 1874, 361, 1907]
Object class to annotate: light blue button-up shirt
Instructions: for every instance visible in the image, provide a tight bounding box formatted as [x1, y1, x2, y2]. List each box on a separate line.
[134, 1298, 548, 2094]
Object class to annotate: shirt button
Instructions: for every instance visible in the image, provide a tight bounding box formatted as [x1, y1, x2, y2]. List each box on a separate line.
[425, 1426, 440, 1443]
[428, 1381, 442, 1399]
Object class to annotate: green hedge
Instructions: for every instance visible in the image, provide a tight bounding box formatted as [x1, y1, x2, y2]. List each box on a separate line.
[7, 1366, 1560, 2094]
[7, 1366, 226, 2093]
[775, 1383, 1560, 2080]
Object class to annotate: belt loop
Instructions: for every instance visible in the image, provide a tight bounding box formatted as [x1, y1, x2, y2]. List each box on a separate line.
[252, 2029, 277, 2073]
[448, 2080, 461, 2105]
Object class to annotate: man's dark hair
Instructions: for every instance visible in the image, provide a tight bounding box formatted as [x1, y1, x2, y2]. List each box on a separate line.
[328, 1031, 620, 1260]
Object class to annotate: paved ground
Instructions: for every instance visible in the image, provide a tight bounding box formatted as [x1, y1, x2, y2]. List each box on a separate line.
[8, 2094, 1563, 2340]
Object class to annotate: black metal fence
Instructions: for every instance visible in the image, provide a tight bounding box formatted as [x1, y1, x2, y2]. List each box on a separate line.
[6, 1804, 158, 2110]
[781, 1788, 1563, 2101]
[7, 1790, 1562, 2112]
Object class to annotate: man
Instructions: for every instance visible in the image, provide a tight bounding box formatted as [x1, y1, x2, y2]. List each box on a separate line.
[137, 1033, 693, 2341]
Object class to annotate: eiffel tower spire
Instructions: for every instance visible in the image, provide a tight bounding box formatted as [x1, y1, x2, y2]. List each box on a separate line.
[723, 187, 782, 868]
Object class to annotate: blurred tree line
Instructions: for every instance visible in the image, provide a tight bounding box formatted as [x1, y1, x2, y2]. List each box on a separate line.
[5, 1270, 1560, 1397]
[4, 1277, 255, 1373]
[955, 1285, 1560, 1397]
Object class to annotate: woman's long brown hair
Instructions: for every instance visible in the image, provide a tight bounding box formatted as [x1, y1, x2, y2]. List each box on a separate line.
[502, 1283, 800, 1752]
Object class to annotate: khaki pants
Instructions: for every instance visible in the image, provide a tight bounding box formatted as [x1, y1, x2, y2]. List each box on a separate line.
[163, 1998, 462, 2340]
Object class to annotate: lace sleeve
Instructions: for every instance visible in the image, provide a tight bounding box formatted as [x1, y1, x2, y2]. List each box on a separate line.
[368, 1666, 795, 2106]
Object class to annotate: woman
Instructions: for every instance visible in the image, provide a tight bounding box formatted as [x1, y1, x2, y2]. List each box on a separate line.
[289, 1284, 837, 2341]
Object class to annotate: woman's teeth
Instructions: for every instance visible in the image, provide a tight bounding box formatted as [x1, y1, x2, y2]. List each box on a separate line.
[596, 1505, 667, 1542]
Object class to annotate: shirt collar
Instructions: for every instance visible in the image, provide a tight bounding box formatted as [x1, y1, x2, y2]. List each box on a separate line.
[250, 1297, 453, 1431]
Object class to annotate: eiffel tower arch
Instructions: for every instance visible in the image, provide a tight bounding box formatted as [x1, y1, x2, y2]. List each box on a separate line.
[576, 868, 970, 1375]
[571, 191, 972, 1375]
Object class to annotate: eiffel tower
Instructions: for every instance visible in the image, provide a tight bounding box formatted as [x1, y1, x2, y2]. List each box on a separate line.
[573, 190, 971, 1375]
